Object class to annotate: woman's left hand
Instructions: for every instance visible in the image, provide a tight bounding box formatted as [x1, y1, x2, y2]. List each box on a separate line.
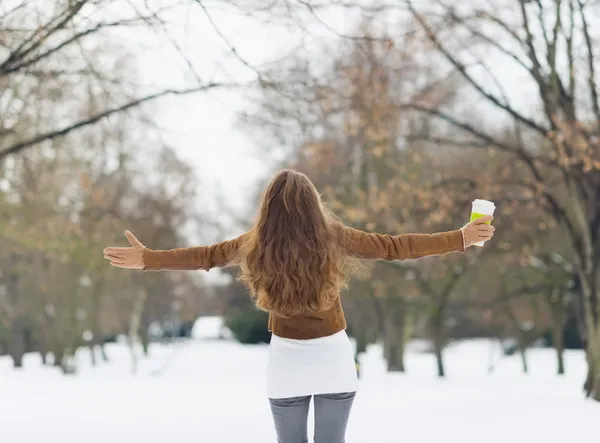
[103, 231, 145, 269]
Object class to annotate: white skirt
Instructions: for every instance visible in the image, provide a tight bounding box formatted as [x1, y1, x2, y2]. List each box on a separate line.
[266, 330, 358, 399]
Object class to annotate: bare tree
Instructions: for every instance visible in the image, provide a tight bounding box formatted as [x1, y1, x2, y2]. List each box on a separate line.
[393, 0, 600, 399]
[0, 0, 242, 160]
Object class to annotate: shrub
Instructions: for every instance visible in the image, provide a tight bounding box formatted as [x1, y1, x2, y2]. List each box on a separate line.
[225, 308, 271, 344]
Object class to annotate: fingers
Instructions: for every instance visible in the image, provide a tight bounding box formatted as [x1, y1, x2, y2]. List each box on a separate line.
[476, 226, 494, 239]
[462, 215, 496, 247]
[462, 222, 495, 246]
[103, 252, 125, 261]
[472, 214, 493, 224]
[103, 247, 128, 266]
[104, 253, 125, 263]
[109, 260, 142, 269]
[104, 248, 125, 256]
[109, 257, 125, 265]
[103, 247, 131, 255]
[103, 231, 142, 259]
[125, 230, 143, 247]
[103, 235, 144, 268]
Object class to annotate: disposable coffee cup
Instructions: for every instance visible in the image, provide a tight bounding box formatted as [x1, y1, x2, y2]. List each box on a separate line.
[470, 199, 495, 247]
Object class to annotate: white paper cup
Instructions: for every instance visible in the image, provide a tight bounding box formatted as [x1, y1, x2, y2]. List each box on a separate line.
[470, 199, 495, 247]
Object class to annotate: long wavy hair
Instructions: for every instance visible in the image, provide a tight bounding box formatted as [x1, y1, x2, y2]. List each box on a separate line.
[238, 169, 348, 318]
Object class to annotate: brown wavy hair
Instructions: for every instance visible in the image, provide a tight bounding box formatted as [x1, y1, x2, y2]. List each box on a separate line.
[238, 169, 348, 318]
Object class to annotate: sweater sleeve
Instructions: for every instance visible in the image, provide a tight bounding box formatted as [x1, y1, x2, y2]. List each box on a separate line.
[337, 224, 465, 261]
[141, 233, 248, 271]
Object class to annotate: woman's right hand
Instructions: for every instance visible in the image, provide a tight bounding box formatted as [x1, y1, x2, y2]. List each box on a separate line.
[461, 215, 495, 247]
[103, 230, 145, 269]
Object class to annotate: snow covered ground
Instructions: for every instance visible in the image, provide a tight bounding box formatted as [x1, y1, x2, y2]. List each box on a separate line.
[0, 338, 597, 442]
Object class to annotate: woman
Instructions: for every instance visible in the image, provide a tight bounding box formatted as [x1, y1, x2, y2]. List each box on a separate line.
[103, 169, 494, 443]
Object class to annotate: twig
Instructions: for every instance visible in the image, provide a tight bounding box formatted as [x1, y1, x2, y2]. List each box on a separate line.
[193, 0, 262, 78]
[0, 82, 243, 159]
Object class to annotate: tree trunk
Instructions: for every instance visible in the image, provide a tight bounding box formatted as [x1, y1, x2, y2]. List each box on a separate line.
[400, 308, 413, 371]
[89, 343, 97, 366]
[395, 338, 406, 372]
[100, 342, 109, 362]
[578, 261, 600, 400]
[355, 327, 368, 355]
[592, 364, 600, 402]
[385, 332, 399, 371]
[431, 317, 445, 378]
[10, 346, 24, 368]
[8, 318, 26, 368]
[584, 345, 593, 395]
[128, 290, 148, 375]
[141, 328, 150, 357]
[433, 335, 444, 378]
[60, 351, 69, 374]
[547, 287, 567, 375]
[584, 326, 600, 400]
[140, 308, 152, 357]
[383, 305, 406, 372]
[518, 338, 529, 374]
[38, 334, 49, 365]
[89, 284, 104, 364]
[53, 348, 64, 369]
[552, 320, 565, 375]
[382, 312, 395, 369]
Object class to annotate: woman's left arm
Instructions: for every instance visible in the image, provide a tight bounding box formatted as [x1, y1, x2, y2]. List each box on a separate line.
[103, 230, 249, 271]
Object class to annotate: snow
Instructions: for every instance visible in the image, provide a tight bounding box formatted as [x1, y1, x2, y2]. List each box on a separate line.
[0, 338, 597, 442]
[191, 316, 233, 340]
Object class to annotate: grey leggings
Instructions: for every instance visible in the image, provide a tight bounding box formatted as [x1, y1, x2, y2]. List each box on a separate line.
[269, 392, 356, 443]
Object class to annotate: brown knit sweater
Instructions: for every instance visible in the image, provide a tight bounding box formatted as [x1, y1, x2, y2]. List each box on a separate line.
[142, 224, 465, 339]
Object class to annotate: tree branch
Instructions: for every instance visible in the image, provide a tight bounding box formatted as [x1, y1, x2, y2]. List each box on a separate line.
[566, 0, 576, 98]
[517, 0, 547, 88]
[0, 82, 242, 159]
[0, 15, 165, 77]
[0, 1, 88, 73]
[576, 0, 600, 121]
[405, 134, 489, 149]
[437, 268, 465, 314]
[472, 283, 555, 309]
[406, 0, 549, 136]
[448, 11, 532, 78]
[295, 0, 401, 43]
[192, 0, 262, 78]
[534, 0, 551, 53]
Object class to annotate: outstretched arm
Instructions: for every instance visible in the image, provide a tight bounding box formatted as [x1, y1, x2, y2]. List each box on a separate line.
[337, 215, 494, 261]
[103, 231, 248, 271]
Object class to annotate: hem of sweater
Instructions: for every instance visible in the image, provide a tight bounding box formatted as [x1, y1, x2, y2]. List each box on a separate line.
[270, 324, 346, 340]
[267, 384, 359, 400]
